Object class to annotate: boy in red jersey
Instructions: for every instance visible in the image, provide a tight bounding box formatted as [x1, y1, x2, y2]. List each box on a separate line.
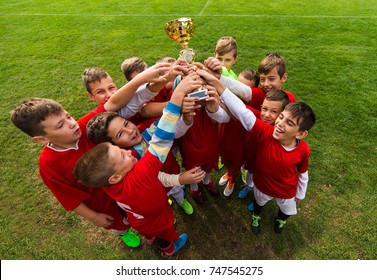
[205, 52, 296, 111]
[82, 66, 167, 124]
[10, 63, 175, 248]
[239, 90, 290, 206]
[205, 53, 297, 195]
[197, 68, 316, 234]
[238, 68, 260, 88]
[74, 72, 203, 256]
[85, 96, 204, 215]
[121, 57, 148, 82]
[217, 68, 260, 197]
[173, 74, 221, 204]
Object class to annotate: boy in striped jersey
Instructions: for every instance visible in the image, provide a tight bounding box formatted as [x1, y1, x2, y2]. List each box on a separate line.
[74, 72, 203, 256]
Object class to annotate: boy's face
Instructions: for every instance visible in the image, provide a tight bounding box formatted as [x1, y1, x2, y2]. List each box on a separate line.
[40, 111, 81, 148]
[215, 52, 237, 71]
[108, 144, 138, 178]
[260, 99, 284, 125]
[259, 67, 287, 93]
[273, 109, 307, 146]
[238, 75, 257, 88]
[87, 77, 118, 105]
[107, 116, 142, 149]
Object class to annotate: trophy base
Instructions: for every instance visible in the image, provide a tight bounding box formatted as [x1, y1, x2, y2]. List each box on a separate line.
[179, 48, 196, 64]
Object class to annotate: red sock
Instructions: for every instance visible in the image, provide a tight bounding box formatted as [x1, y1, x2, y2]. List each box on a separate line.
[160, 242, 174, 255]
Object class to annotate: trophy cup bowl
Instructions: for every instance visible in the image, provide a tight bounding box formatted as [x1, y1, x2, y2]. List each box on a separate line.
[164, 18, 196, 63]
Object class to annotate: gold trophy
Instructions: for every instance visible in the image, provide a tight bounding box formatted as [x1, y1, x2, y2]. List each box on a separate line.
[164, 18, 196, 63]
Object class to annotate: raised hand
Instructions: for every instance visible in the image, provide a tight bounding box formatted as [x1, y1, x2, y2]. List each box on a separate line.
[136, 63, 172, 84]
[203, 85, 220, 113]
[203, 57, 223, 78]
[166, 58, 191, 81]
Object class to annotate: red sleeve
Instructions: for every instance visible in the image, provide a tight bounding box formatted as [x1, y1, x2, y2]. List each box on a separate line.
[284, 91, 296, 103]
[249, 88, 265, 111]
[297, 142, 310, 173]
[246, 104, 261, 118]
[78, 104, 106, 128]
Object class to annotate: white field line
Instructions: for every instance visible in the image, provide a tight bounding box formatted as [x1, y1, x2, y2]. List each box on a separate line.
[0, 13, 376, 19]
[199, 0, 211, 16]
[0, 0, 33, 8]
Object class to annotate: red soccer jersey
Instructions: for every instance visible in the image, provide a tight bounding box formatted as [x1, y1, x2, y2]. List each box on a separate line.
[38, 105, 128, 230]
[178, 108, 219, 171]
[152, 86, 173, 102]
[105, 151, 175, 237]
[251, 119, 310, 199]
[220, 104, 259, 170]
[250, 88, 296, 111]
[130, 87, 172, 132]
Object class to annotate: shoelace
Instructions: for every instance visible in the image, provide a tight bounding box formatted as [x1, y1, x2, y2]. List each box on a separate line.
[252, 215, 261, 226]
[277, 219, 286, 228]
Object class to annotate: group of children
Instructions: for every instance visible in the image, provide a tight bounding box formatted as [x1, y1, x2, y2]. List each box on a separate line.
[10, 35, 316, 257]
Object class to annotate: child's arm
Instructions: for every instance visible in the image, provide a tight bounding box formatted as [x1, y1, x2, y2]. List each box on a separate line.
[147, 58, 190, 95]
[220, 75, 252, 102]
[140, 95, 196, 139]
[117, 84, 161, 120]
[103, 63, 172, 112]
[203, 85, 220, 113]
[197, 69, 256, 131]
[139, 101, 168, 118]
[204, 85, 231, 123]
[204, 57, 252, 102]
[296, 171, 309, 202]
[206, 105, 231, 123]
[175, 116, 193, 139]
[135, 59, 192, 119]
[158, 167, 205, 187]
[73, 202, 114, 228]
[148, 73, 203, 163]
[174, 95, 199, 138]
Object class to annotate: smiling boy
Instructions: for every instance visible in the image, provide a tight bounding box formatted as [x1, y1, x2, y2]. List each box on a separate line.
[205, 53, 296, 111]
[74, 72, 203, 256]
[197, 68, 316, 234]
[10, 63, 173, 248]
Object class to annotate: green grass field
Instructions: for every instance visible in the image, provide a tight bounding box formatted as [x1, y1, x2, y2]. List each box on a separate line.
[1, 0, 376, 260]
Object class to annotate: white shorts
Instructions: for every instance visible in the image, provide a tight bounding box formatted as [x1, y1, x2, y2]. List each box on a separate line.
[254, 187, 297, 216]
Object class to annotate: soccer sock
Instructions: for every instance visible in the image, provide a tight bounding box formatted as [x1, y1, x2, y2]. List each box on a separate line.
[111, 229, 129, 236]
[246, 172, 254, 189]
[203, 172, 211, 184]
[172, 188, 185, 204]
[157, 238, 170, 249]
[190, 183, 199, 192]
[253, 199, 264, 215]
[277, 209, 290, 221]
[158, 239, 175, 255]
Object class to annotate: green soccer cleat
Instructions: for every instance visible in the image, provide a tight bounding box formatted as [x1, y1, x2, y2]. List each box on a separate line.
[251, 214, 261, 234]
[120, 229, 141, 248]
[179, 199, 194, 215]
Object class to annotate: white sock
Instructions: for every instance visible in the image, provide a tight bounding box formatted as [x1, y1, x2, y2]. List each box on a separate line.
[203, 172, 211, 185]
[190, 183, 199, 191]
